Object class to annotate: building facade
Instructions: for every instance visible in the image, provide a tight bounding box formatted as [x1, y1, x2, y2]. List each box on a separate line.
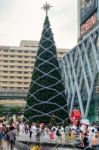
[78, 0, 99, 40]
[0, 40, 68, 101]
[59, 0, 99, 122]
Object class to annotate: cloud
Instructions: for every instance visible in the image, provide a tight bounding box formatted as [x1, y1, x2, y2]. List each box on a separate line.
[0, 0, 78, 49]
[0, 0, 14, 20]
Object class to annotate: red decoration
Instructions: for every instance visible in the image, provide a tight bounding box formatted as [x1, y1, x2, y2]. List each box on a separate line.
[70, 109, 81, 125]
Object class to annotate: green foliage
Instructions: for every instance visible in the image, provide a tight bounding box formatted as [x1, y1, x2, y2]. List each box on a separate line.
[10, 106, 22, 115]
[0, 105, 5, 116]
[0, 104, 24, 117]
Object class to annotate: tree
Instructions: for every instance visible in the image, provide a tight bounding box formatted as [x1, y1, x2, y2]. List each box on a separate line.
[10, 106, 22, 115]
[0, 105, 5, 116]
[24, 13, 68, 124]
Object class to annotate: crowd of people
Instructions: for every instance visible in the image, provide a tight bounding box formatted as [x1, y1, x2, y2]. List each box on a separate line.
[18, 121, 99, 149]
[0, 120, 99, 150]
[0, 123, 16, 150]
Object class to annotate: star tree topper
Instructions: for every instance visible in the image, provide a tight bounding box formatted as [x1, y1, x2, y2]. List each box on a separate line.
[42, 2, 53, 15]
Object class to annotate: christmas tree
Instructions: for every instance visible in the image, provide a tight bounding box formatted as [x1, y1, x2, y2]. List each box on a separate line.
[24, 3, 68, 124]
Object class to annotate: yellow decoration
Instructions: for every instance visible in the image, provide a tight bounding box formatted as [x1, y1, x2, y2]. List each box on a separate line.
[70, 131, 74, 141]
[31, 145, 40, 150]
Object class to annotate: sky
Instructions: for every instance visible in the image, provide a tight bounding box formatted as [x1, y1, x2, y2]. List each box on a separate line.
[0, 0, 78, 49]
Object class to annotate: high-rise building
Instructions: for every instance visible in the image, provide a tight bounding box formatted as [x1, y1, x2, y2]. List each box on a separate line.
[0, 40, 68, 101]
[77, 0, 99, 41]
[60, 0, 99, 122]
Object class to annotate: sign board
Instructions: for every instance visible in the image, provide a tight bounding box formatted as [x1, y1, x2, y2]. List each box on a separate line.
[80, 0, 97, 26]
[80, 13, 96, 36]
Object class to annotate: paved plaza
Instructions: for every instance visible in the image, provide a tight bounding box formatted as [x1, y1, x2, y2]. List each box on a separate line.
[1, 141, 17, 150]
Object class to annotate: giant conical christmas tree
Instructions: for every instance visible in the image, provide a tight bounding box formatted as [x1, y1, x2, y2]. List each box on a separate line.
[24, 3, 68, 124]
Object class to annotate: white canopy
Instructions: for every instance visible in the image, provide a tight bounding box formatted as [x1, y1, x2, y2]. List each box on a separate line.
[80, 119, 90, 125]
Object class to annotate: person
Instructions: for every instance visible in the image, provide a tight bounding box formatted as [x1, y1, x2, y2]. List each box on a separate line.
[8, 126, 16, 150]
[83, 133, 89, 148]
[36, 125, 40, 141]
[88, 128, 95, 146]
[30, 123, 37, 140]
[91, 134, 99, 150]
[25, 124, 29, 134]
[79, 130, 84, 147]
[19, 122, 25, 135]
[29, 125, 32, 139]
[4, 128, 10, 149]
[56, 126, 62, 142]
[0, 128, 4, 149]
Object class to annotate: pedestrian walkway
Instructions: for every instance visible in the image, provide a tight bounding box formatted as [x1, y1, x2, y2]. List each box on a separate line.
[1, 141, 18, 150]
[16, 133, 77, 148]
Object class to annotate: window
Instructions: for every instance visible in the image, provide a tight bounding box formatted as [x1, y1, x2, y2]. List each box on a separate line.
[2, 87, 7, 89]
[10, 50, 15, 52]
[18, 56, 22, 58]
[24, 50, 28, 53]
[24, 77, 28, 79]
[17, 66, 22, 68]
[3, 55, 8, 57]
[24, 61, 28, 63]
[17, 61, 22, 63]
[24, 56, 29, 58]
[17, 71, 21, 74]
[10, 60, 15, 63]
[10, 71, 15, 73]
[10, 55, 15, 58]
[24, 72, 28, 74]
[4, 50, 9, 52]
[18, 50, 22, 53]
[59, 52, 63, 54]
[17, 82, 21, 84]
[10, 82, 14, 84]
[10, 87, 14, 89]
[24, 87, 28, 89]
[3, 76, 8, 78]
[24, 82, 29, 84]
[10, 76, 15, 79]
[3, 81, 7, 84]
[17, 87, 22, 89]
[3, 66, 8, 68]
[17, 77, 22, 79]
[3, 60, 8, 63]
[10, 66, 15, 68]
[24, 66, 28, 69]
[3, 71, 8, 73]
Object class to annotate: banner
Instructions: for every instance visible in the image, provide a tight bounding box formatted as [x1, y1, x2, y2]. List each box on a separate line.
[80, 13, 96, 36]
